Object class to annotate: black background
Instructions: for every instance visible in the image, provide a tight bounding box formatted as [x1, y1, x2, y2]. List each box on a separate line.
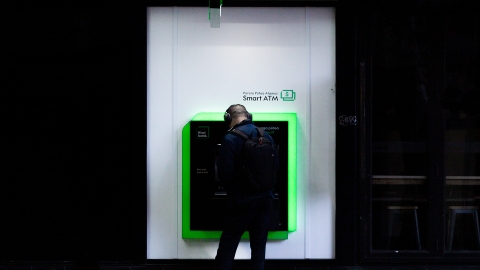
[7, 0, 475, 268]
[0, 2, 146, 263]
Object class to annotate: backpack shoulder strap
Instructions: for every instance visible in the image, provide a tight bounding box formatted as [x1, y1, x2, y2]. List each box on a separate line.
[256, 127, 265, 137]
[229, 128, 249, 140]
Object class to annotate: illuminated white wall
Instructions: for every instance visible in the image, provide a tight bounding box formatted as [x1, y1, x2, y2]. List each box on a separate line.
[147, 6, 335, 259]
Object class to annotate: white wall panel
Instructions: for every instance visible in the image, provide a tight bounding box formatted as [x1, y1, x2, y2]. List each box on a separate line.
[147, 6, 335, 260]
[147, 7, 177, 259]
[305, 7, 336, 259]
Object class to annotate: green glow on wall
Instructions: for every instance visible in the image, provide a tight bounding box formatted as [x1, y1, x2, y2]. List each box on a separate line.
[181, 123, 191, 239]
[182, 112, 297, 239]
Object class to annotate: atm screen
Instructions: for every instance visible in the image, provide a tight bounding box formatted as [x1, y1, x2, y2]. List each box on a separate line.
[189, 120, 288, 231]
[182, 112, 297, 239]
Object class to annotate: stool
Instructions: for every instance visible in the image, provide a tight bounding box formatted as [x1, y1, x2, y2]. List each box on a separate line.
[386, 206, 422, 250]
[447, 206, 480, 250]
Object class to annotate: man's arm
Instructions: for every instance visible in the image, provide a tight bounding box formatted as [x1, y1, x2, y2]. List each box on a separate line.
[265, 132, 280, 170]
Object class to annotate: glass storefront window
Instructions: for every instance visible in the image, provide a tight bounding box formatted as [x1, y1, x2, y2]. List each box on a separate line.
[367, 1, 480, 254]
[443, 12, 480, 251]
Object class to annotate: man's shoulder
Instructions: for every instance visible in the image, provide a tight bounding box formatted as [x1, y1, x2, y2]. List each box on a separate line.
[223, 128, 247, 142]
[235, 120, 256, 130]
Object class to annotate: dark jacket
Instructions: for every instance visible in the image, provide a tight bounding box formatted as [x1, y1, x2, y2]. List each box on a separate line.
[216, 119, 278, 204]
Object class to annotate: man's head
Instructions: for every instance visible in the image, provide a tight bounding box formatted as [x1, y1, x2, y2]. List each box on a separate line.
[224, 104, 252, 128]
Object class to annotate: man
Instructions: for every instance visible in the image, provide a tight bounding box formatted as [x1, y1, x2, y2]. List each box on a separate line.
[215, 104, 278, 270]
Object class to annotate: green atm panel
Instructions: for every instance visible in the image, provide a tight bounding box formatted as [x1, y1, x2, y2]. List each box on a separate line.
[182, 112, 297, 239]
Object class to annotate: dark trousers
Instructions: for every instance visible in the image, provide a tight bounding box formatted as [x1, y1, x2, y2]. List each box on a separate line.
[215, 196, 273, 270]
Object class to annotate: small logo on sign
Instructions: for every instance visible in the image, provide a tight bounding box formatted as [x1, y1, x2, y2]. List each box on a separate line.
[281, 90, 296, 101]
[196, 126, 209, 139]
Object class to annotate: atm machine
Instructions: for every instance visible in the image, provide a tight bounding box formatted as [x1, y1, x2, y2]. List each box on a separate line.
[182, 112, 297, 239]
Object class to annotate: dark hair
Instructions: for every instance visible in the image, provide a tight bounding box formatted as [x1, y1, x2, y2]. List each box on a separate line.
[224, 104, 252, 124]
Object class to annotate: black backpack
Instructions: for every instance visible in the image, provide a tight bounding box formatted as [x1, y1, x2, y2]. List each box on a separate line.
[230, 127, 278, 192]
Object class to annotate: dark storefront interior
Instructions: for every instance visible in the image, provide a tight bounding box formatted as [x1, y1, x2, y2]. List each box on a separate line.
[2, 0, 480, 269]
[359, 0, 480, 262]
